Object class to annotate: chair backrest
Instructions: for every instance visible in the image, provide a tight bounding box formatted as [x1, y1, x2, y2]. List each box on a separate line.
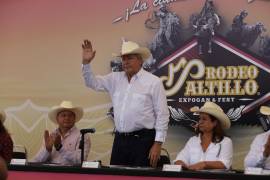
[12, 145, 26, 159]
[157, 148, 171, 167]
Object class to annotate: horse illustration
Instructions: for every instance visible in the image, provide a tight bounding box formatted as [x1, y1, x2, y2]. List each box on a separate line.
[145, 5, 182, 62]
[189, 0, 220, 54]
[259, 35, 270, 58]
[240, 22, 266, 48]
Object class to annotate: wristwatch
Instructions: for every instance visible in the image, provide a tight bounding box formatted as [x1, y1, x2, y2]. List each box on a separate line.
[54, 144, 62, 151]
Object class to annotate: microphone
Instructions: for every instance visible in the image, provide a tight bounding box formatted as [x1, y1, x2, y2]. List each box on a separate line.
[80, 128, 96, 134]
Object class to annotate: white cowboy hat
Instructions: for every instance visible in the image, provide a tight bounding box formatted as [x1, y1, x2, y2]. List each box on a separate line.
[116, 40, 151, 61]
[190, 102, 231, 130]
[48, 101, 83, 123]
[260, 106, 270, 115]
[0, 110, 6, 123]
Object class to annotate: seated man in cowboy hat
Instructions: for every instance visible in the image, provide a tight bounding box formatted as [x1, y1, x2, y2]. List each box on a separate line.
[244, 106, 270, 169]
[32, 101, 91, 165]
[81, 39, 169, 167]
[174, 102, 233, 170]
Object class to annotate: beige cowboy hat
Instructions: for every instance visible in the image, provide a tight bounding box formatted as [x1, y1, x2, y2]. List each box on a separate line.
[0, 110, 6, 123]
[260, 106, 270, 115]
[115, 40, 151, 61]
[48, 101, 83, 123]
[190, 102, 231, 130]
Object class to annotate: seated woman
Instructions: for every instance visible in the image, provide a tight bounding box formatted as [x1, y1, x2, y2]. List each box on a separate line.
[0, 110, 14, 163]
[174, 102, 233, 170]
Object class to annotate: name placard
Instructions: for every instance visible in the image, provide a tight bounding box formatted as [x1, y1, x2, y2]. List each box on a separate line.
[10, 159, 26, 165]
[82, 161, 100, 168]
[244, 167, 263, 175]
[162, 164, 182, 172]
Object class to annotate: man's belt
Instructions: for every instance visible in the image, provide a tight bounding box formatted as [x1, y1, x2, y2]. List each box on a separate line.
[115, 128, 155, 137]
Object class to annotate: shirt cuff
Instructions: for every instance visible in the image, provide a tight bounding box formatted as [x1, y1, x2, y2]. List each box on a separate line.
[155, 130, 166, 142]
[219, 158, 232, 169]
[257, 154, 267, 167]
[34, 148, 50, 162]
[82, 64, 90, 71]
[43, 148, 51, 157]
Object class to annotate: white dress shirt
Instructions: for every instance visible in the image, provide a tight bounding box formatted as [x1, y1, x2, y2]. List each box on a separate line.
[244, 130, 270, 169]
[82, 64, 169, 142]
[32, 126, 91, 165]
[174, 136, 233, 169]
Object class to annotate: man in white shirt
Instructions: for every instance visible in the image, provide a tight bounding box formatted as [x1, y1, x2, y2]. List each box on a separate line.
[32, 101, 91, 165]
[244, 106, 270, 169]
[81, 39, 169, 167]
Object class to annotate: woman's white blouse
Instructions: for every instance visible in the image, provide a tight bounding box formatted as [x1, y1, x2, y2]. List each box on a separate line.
[174, 136, 233, 169]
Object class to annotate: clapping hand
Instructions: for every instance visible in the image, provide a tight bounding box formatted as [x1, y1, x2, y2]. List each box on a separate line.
[44, 130, 54, 152]
[44, 130, 62, 152]
[54, 133, 62, 149]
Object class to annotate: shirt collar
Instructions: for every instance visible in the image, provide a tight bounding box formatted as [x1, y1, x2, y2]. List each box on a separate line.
[56, 126, 77, 138]
[198, 134, 219, 145]
[133, 67, 144, 79]
[124, 67, 144, 80]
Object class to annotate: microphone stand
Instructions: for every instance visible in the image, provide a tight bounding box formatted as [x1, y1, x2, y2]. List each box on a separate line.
[79, 128, 95, 165]
[79, 133, 85, 165]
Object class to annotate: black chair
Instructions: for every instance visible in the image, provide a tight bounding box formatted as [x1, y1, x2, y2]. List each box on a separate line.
[12, 145, 26, 159]
[157, 148, 171, 168]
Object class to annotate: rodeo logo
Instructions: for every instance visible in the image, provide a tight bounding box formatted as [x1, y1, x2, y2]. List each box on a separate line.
[153, 35, 270, 130]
